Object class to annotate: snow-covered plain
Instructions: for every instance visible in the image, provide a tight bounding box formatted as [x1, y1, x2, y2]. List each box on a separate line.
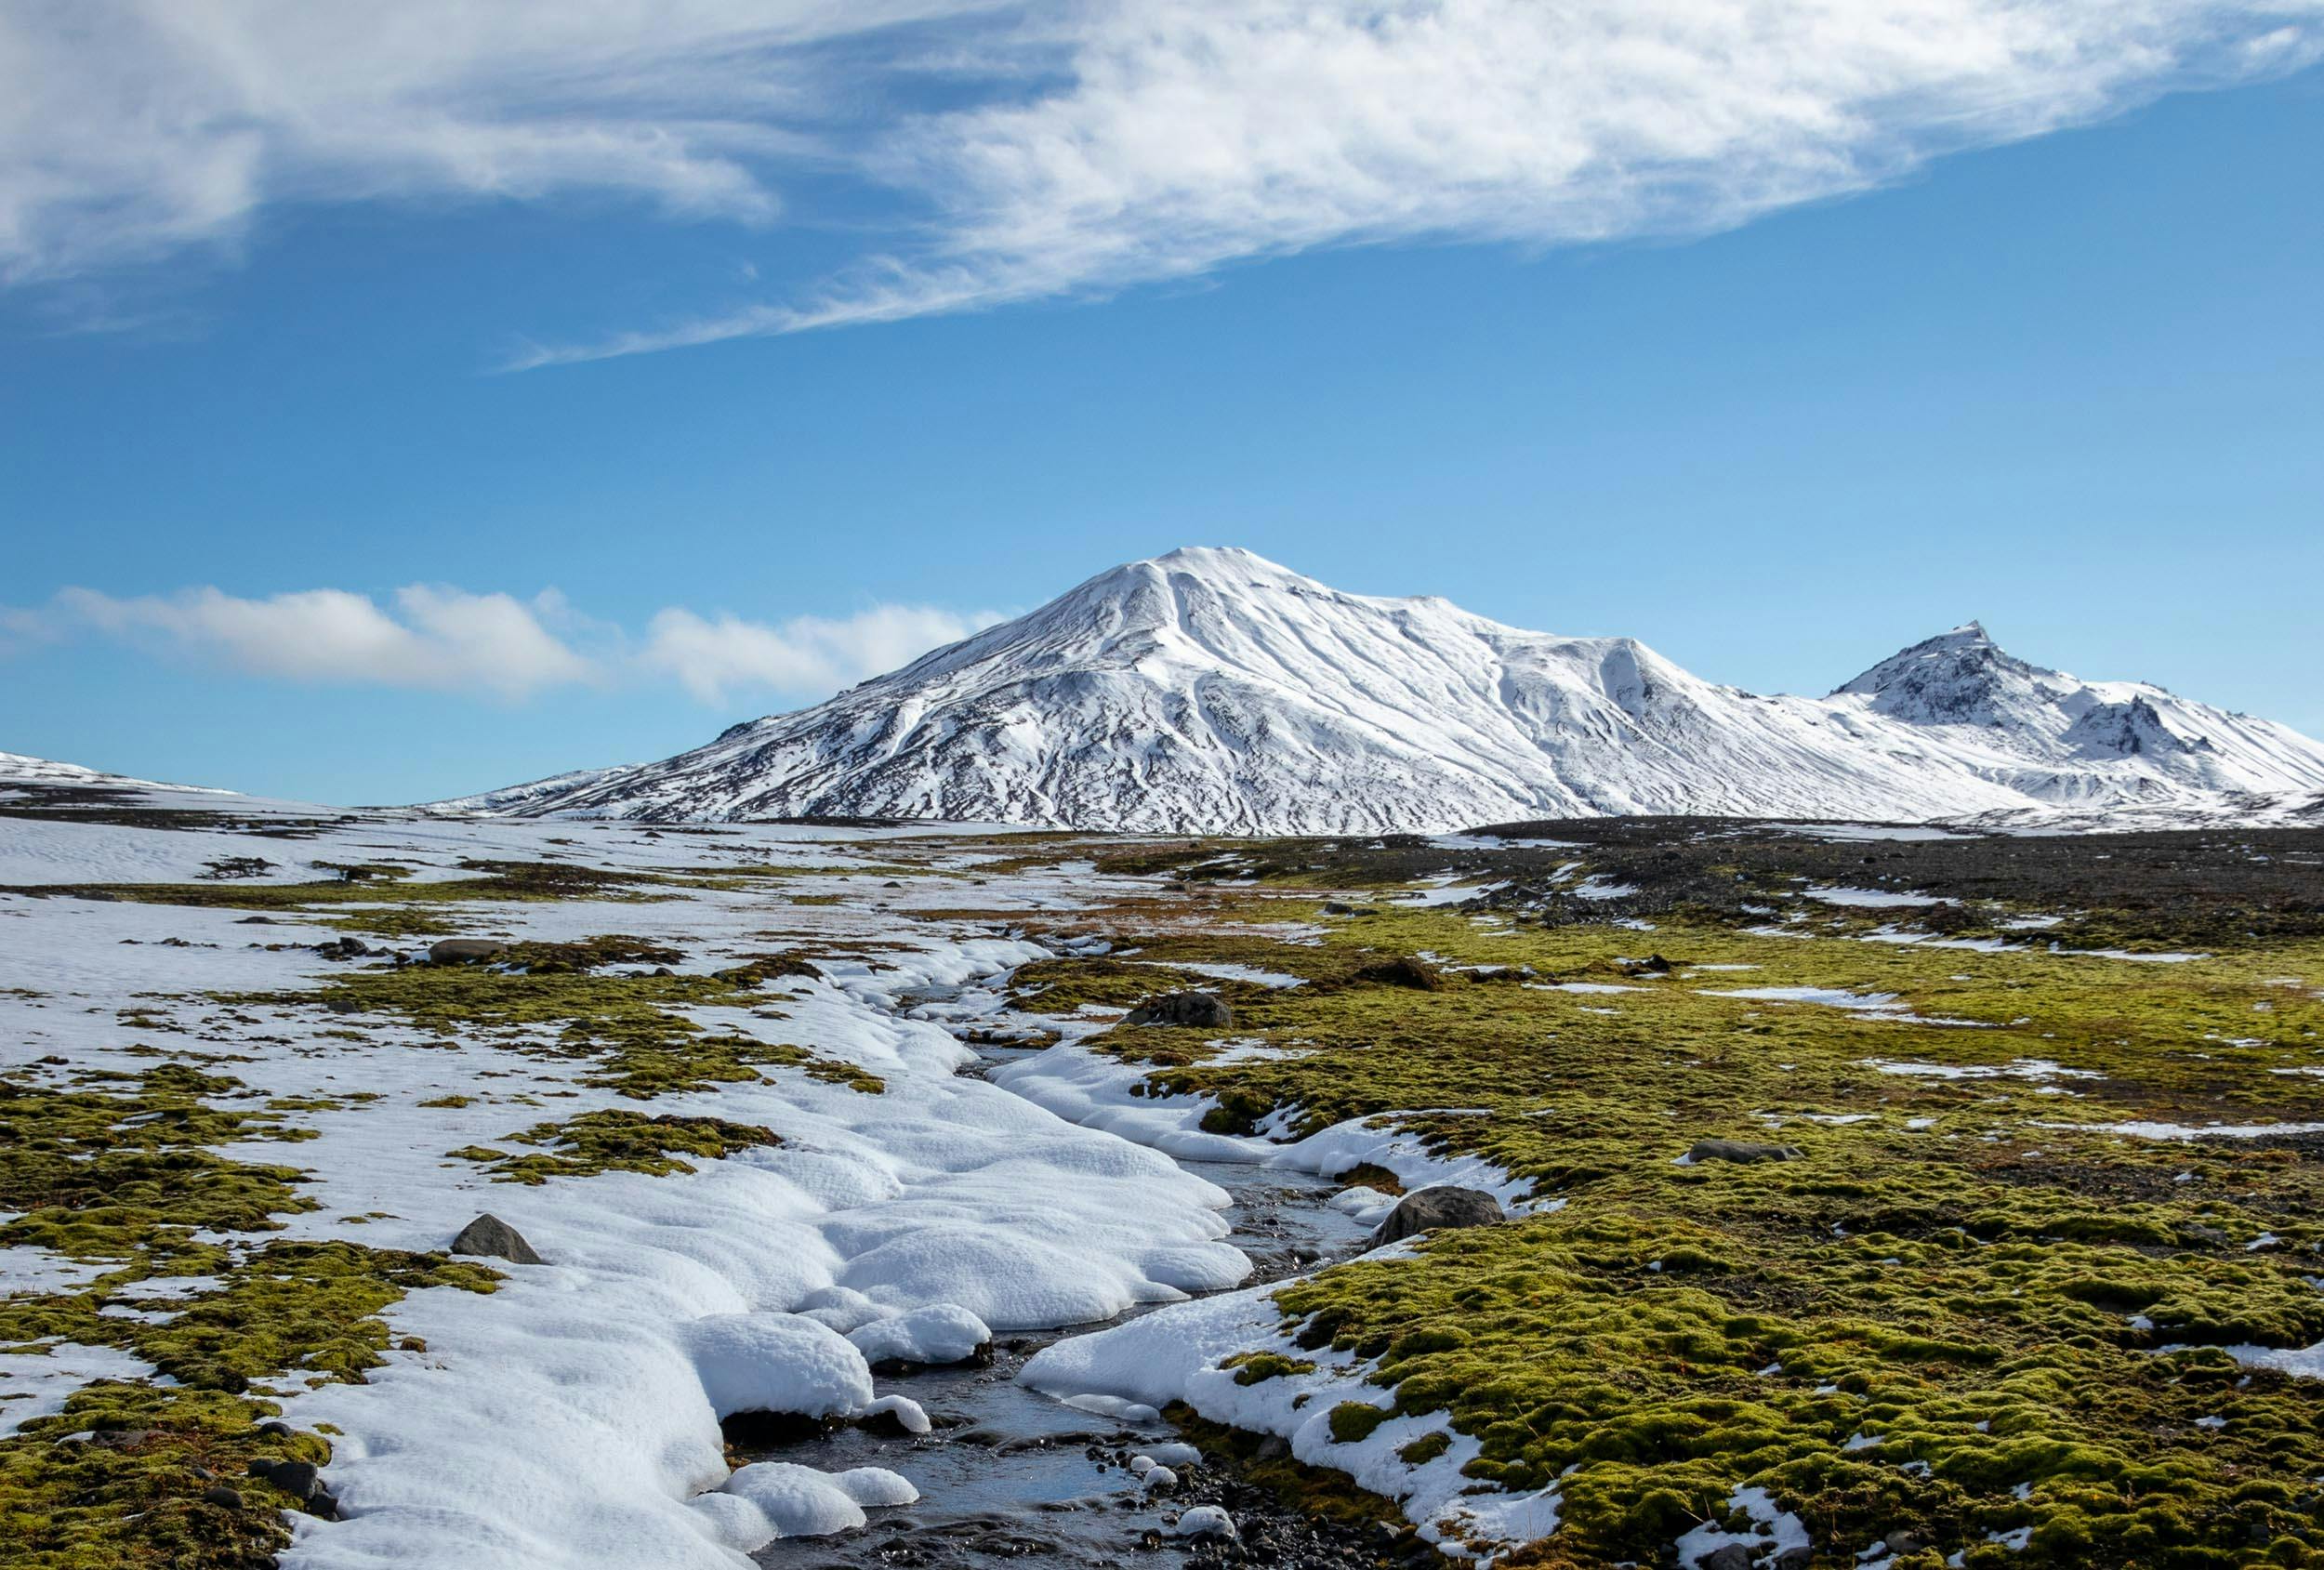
[0, 798, 1259, 1568]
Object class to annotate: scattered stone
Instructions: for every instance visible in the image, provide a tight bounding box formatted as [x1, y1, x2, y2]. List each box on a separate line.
[256, 1420, 295, 1438]
[1320, 901, 1380, 917]
[1883, 1529, 1928, 1555]
[1686, 1139, 1802, 1165]
[1172, 1505, 1238, 1541]
[315, 936, 371, 959]
[1371, 1185, 1505, 1245]
[450, 1212, 545, 1264]
[1127, 991, 1233, 1028]
[201, 1484, 244, 1510]
[1698, 1545, 1754, 1570]
[236, 916, 279, 925]
[429, 938, 508, 965]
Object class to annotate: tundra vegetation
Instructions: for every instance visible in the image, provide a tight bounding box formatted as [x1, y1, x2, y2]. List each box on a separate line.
[4, 795, 2320, 1567]
[1003, 824, 2324, 1566]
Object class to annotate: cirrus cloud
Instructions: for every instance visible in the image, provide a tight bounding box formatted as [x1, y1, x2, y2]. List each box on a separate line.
[4, 2, 2319, 354]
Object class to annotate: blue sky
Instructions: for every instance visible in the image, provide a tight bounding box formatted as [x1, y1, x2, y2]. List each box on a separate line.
[2, 5, 2319, 804]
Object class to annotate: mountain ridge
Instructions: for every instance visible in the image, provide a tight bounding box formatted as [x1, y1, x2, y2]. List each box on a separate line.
[429, 548, 2324, 834]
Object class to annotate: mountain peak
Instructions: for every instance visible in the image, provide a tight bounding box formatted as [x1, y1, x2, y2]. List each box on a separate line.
[456, 551, 2324, 833]
[1830, 620, 2018, 704]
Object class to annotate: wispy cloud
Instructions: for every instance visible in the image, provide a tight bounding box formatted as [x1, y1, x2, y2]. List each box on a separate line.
[7, 3, 2319, 351]
[10, 583, 993, 706]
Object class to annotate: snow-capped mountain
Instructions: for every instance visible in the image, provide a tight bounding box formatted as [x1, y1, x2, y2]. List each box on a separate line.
[0, 750, 224, 794]
[454, 548, 2324, 835]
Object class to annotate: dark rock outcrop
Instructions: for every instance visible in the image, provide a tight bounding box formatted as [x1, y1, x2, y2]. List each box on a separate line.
[450, 1212, 545, 1264]
[1370, 1185, 1504, 1245]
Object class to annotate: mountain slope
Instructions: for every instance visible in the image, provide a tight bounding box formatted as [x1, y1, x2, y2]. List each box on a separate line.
[464, 548, 2324, 834]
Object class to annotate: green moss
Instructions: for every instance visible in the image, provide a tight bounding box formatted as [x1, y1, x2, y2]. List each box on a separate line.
[1397, 1431, 1452, 1465]
[0, 1063, 499, 1566]
[1328, 1401, 1393, 1445]
[450, 1109, 782, 1183]
[1001, 835, 2324, 1565]
[1221, 1351, 1317, 1385]
[0, 1384, 304, 1569]
[0, 1069, 315, 1263]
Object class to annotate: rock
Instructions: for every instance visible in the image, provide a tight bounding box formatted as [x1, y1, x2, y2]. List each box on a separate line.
[1772, 1548, 1813, 1570]
[325, 998, 362, 1014]
[1354, 956, 1444, 990]
[201, 1485, 244, 1510]
[1371, 1185, 1504, 1245]
[450, 1212, 545, 1264]
[256, 1420, 295, 1438]
[1883, 1529, 1927, 1555]
[1254, 1434, 1290, 1461]
[1126, 991, 1233, 1028]
[236, 916, 278, 925]
[1698, 1545, 1754, 1570]
[429, 938, 508, 965]
[1686, 1139, 1802, 1165]
[1172, 1505, 1238, 1541]
[1321, 901, 1380, 917]
[249, 1458, 323, 1499]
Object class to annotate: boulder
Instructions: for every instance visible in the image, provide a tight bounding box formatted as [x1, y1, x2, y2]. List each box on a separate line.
[1371, 1185, 1505, 1246]
[1354, 957, 1444, 990]
[450, 1213, 545, 1264]
[429, 938, 508, 965]
[1686, 1139, 1802, 1165]
[1698, 1545, 1755, 1570]
[1126, 991, 1232, 1028]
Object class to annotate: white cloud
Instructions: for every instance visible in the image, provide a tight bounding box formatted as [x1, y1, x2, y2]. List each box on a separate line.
[47, 584, 599, 700]
[0, 0, 996, 284]
[5, 2, 2318, 347]
[642, 602, 1002, 703]
[12, 582, 996, 706]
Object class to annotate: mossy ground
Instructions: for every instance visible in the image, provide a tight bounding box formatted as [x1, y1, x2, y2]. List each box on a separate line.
[998, 828, 2324, 1565]
[225, 947, 881, 1097]
[450, 1108, 783, 1182]
[0, 1068, 498, 1568]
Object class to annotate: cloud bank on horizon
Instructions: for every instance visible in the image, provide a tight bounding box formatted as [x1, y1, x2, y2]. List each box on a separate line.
[5, 1, 2317, 361]
[1, 585, 1002, 707]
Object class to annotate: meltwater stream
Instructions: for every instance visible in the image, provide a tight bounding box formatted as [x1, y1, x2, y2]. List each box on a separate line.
[746, 1030, 1375, 1570]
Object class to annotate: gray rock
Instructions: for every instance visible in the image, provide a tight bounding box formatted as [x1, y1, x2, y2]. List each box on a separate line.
[1687, 1139, 1802, 1165]
[201, 1484, 244, 1510]
[1126, 991, 1232, 1028]
[1698, 1545, 1755, 1570]
[450, 1212, 545, 1264]
[249, 1458, 323, 1499]
[1370, 1185, 1505, 1246]
[429, 938, 508, 965]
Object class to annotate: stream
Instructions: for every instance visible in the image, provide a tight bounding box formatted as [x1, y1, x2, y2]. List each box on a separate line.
[745, 1028, 1380, 1569]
